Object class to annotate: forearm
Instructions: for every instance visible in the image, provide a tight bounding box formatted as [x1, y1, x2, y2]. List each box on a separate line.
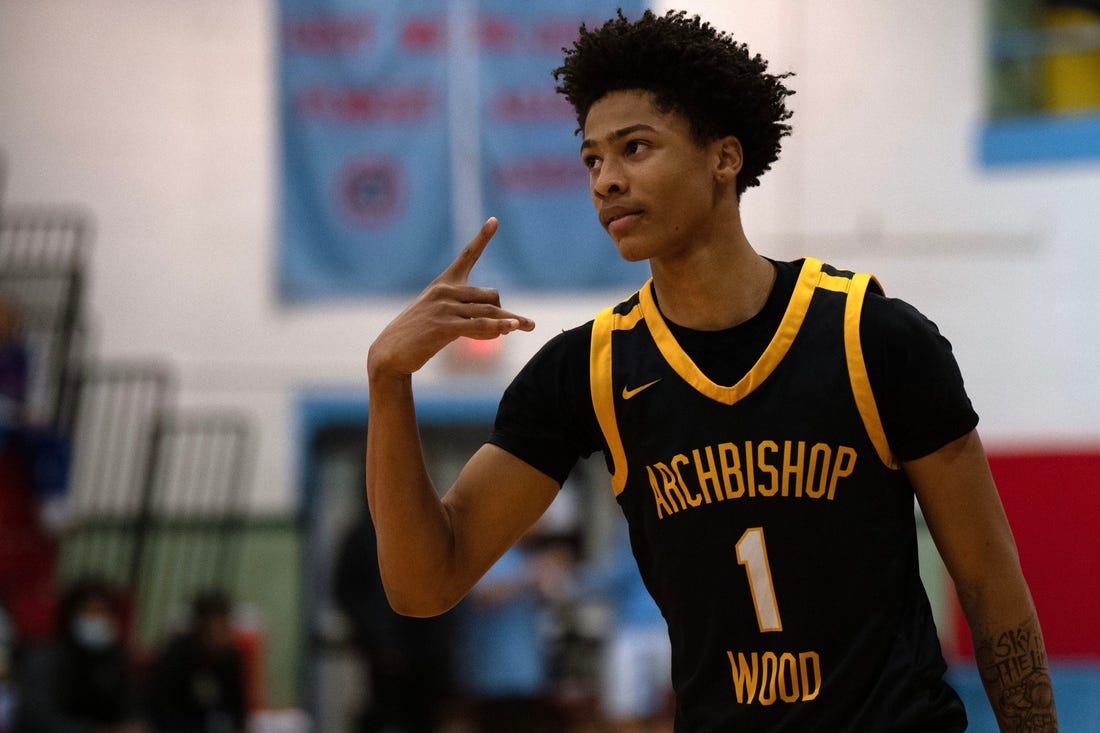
[906, 431, 1059, 731]
[362, 218, 537, 614]
[365, 370, 461, 616]
[958, 581, 1058, 732]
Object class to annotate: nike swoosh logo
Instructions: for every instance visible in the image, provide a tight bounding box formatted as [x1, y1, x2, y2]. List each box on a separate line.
[621, 379, 661, 400]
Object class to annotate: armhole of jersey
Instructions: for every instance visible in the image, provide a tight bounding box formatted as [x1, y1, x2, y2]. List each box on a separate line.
[844, 273, 899, 470]
[591, 306, 629, 495]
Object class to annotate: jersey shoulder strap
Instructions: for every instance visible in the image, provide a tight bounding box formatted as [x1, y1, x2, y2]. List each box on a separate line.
[590, 292, 644, 496]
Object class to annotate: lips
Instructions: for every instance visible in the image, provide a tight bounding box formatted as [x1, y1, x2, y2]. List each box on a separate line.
[600, 204, 643, 231]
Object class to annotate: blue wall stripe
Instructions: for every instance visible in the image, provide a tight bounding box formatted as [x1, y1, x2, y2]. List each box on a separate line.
[980, 113, 1100, 166]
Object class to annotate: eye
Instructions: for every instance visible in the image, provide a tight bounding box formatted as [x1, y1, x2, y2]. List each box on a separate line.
[582, 155, 600, 170]
[624, 139, 649, 156]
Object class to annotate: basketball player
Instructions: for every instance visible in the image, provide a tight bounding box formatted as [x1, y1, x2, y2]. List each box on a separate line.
[365, 9, 1058, 731]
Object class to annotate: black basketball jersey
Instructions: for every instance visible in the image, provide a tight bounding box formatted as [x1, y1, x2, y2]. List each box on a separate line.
[588, 258, 966, 732]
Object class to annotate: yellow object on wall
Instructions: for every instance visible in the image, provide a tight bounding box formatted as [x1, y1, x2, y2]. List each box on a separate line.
[1043, 7, 1100, 112]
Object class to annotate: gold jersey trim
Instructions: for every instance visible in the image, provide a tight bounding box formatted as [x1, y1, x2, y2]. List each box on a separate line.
[590, 259, 898, 496]
[844, 272, 898, 469]
[591, 303, 644, 495]
[638, 258, 824, 406]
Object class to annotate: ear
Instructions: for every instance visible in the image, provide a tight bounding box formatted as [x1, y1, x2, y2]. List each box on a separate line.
[713, 135, 743, 186]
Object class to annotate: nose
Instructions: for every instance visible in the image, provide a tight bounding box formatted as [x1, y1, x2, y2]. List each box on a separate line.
[591, 158, 625, 199]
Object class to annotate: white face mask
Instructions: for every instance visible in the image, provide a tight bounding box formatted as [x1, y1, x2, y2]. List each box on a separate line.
[71, 615, 117, 650]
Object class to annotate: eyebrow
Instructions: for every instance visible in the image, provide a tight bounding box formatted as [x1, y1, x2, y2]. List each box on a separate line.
[580, 123, 658, 152]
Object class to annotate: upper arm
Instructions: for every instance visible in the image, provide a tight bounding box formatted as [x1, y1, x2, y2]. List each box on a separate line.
[489, 322, 604, 482]
[904, 429, 1026, 606]
[860, 293, 978, 462]
[430, 325, 593, 610]
[437, 443, 560, 605]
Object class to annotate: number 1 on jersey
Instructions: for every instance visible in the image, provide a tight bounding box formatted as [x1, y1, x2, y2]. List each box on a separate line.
[736, 527, 783, 633]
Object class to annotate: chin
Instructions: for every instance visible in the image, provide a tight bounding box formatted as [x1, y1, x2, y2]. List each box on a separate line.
[611, 237, 653, 263]
[616, 249, 649, 263]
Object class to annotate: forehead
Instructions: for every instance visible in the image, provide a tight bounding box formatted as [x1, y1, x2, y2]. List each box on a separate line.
[581, 89, 688, 145]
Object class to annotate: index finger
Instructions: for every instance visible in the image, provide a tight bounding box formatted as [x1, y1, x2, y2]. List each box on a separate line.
[437, 217, 499, 285]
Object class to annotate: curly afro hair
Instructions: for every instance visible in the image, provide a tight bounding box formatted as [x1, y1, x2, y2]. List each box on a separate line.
[553, 9, 794, 197]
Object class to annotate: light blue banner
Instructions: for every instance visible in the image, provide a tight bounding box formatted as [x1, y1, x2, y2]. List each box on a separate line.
[474, 0, 647, 291]
[279, 1, 647, 300]
[279, 0, 454, 299]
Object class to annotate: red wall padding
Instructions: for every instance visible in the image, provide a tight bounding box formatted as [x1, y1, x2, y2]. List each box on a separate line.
[951, 449, 1100, 659]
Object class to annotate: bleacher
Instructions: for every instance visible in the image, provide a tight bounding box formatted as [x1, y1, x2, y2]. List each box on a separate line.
[0, 159, 258, 664]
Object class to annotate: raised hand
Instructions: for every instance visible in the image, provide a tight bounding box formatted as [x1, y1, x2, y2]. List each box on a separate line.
[367, 217, 535, 378]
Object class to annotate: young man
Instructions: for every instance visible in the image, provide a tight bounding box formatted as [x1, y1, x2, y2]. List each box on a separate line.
[366, 9, 1058, 732]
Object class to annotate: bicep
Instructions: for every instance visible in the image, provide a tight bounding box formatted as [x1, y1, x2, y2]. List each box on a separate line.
[440, 443, 560, 595]
[904, 429, 1023, 597]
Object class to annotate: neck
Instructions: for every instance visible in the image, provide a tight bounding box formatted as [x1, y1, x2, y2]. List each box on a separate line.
[649, 225, 775, 331]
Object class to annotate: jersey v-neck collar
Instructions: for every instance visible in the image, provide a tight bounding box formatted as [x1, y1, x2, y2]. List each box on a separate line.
[638, 258, 823, 405]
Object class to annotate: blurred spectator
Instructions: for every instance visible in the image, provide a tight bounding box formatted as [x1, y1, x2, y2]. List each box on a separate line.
[145, 590, 247, 733]
[11, 578, 144, 733]
[453, 538, 569, 733]
[0, 297, 57, 645]
[333, 512, 454, 733]
[585, 526, 673, 733]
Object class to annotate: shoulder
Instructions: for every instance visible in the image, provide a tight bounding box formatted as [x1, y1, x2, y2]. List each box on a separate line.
[506, 320, 594, 405]
[156, 633, 195, 662]
[534, 320, 594, 359]
[854, 286, 978, 461]
[491, 320, 602, 484]
[512, 321, 594, 390]
[858, 288, 950, 352]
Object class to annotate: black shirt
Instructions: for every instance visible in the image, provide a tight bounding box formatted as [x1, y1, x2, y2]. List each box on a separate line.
[490, 258, 978, 483]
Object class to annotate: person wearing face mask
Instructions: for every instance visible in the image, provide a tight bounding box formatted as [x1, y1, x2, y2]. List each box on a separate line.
[11, 579, 145, 733]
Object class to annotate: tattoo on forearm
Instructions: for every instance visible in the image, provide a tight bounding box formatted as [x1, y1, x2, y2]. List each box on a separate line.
[974, 614, 1058, 732]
